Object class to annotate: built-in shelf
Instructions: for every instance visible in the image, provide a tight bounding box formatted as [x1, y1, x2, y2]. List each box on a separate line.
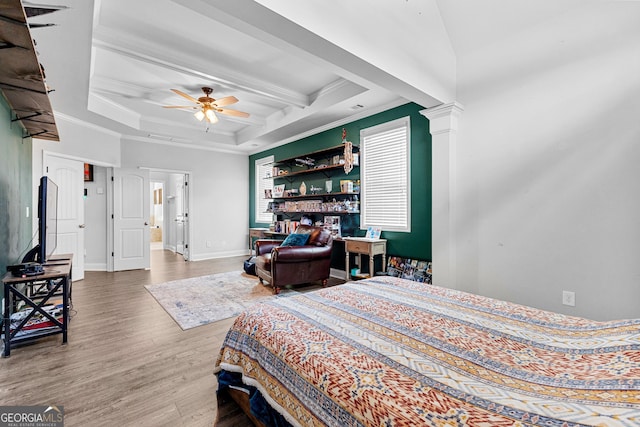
[269, 144, 359, 167]
[267, 142, 360, 238]
[271, 163, 355, 179]
[271, 210, 359, 215]
[266, 191, 359, 201]
[0, 0, 59, 141]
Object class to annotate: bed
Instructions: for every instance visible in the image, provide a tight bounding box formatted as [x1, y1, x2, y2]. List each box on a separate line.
[215, 276, 640, 426]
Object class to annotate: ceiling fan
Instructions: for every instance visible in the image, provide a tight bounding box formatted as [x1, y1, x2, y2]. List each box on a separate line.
[163, 87, 249, 123]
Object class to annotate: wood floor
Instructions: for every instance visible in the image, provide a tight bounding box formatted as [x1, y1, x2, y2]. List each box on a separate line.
[0, 250, 254, 427]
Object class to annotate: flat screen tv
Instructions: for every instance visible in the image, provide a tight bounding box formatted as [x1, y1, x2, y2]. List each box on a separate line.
[22, 176, 58, 264]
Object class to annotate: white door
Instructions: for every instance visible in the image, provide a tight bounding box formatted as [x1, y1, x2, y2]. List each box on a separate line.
[182, 174, 190, 261]
[113, 168, 150, 271]
[171, 173, 190, 260]
[44, 155, 85, 281]
[174, 175, 185, 255]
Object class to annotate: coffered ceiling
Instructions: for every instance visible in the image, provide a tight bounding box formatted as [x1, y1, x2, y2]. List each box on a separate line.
[26, 0, 422, 153]
[23, 0, 611, 154]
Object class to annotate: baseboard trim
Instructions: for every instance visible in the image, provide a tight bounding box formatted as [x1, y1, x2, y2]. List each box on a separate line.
[85, 262, 107, 271]
[330, 268, 347, 280]
[191, 249, 250, 261]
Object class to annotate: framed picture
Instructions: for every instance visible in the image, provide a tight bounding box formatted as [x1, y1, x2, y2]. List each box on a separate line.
[264, 189, 273, 199]
[273, 184, 285, 197]
[84, 163, 94, 182]
[365, 226, 381, 239]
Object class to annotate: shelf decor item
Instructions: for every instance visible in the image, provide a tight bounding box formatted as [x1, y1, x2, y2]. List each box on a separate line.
[324, 215, 341, 238]
[299, 181, 307, 195]
[273, 184, 285, 198]
[365, 226, 382, 239]
[340, 180, 354, 193]
[325, 180, 332, 193]
[342, 128, 354, 174]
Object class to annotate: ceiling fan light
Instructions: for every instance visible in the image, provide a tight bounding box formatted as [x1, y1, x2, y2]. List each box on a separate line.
[194, 110, 205, 121]
[205, 108, 218, 123]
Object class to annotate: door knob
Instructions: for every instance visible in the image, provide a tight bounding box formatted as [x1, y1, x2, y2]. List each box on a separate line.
[144, 222, 149, 226]
[78, 224, 86, 228]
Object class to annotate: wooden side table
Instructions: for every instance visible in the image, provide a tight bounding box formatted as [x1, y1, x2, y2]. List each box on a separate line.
[344, 238, 387, 280]
[2, 255, 72, 357]
[249, 228, 269, 255]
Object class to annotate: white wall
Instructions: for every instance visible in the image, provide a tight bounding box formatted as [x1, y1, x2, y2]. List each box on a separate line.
[34, 118, 250, 268]
[120, 138, 249, 260]
[84, 165, 108, 270]
[33, 118, 121, 271]
[33, 115, 121, 172]
[455, 3, 640, 320]
[255, 0, 455, 105]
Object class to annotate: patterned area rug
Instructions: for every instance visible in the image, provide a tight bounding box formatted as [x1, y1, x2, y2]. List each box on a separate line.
[145, 270, 290, 330]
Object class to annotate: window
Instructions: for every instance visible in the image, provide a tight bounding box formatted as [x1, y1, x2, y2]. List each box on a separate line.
[360, 117, 411, 232]
[255, 155, 274, 223]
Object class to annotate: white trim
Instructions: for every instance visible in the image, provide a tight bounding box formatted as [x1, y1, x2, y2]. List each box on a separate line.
[255, 155, 275, 224]
[420, 102, 464, 289]
[247, 99, 406, 156]
[360, 116, 411, 233]
[54, 112, 123, 138]
[84, 262, 108, 271]
[139, 166, 193, 174]
[330, 268, 347, 280]
[41, 149, 117, 169]
[123, 134, 245, 155]
[190, 249, 250, 261]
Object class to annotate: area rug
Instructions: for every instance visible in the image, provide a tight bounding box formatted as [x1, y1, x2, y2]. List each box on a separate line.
[145, 270, 292, 330]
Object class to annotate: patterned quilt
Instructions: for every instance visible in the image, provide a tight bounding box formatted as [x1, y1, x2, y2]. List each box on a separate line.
[215, 276, 640, 426]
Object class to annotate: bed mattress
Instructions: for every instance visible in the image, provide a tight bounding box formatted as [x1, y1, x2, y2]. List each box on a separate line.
[216, 276, 640, 426]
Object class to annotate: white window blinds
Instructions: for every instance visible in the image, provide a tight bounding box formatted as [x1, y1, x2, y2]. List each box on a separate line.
[255, 155, 274, 223]
[360, 117, 411, 232]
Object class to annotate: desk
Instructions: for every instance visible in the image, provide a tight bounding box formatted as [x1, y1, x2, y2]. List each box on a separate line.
[344, 238, 387, 280]
[2, 255, 72, 357]
[249, 228, 269, 255]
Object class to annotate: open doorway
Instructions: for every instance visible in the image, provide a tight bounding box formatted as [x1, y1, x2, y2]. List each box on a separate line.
[150, 181, 164, 251]
[81, 167, 191, 272]
[149, 170, 191, 261]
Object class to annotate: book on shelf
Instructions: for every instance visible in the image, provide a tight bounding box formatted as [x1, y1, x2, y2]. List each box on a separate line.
[274, 220, 300, 234]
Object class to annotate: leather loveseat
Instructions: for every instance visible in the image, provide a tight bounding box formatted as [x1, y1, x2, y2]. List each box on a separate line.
[254, 225, 333, 294]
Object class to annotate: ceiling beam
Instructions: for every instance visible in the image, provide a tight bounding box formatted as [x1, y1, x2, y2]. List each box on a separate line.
[175, 0, 443, 108]
[92, 33, 310, 108]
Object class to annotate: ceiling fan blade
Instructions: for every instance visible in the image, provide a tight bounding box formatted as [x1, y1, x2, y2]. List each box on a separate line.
[214, 96, 238, 107]
[217, 108, 250, 118]
[171, 89, 199, 104]
[163, 105, 198, 109]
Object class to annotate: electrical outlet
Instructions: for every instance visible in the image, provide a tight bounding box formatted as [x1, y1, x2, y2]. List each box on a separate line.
[562, 291, 575, 307]
[206, 241, 212, 248]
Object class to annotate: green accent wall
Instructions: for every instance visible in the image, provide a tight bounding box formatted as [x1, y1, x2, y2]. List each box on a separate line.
[249, 102, 432, 260]
[0, 95, 33, 298]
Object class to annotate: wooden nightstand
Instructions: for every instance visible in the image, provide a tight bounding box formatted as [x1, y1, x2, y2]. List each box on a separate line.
[344, 237, 387, 280]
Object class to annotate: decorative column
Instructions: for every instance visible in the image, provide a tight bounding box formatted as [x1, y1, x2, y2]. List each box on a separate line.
[421, 102, 464, 289]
